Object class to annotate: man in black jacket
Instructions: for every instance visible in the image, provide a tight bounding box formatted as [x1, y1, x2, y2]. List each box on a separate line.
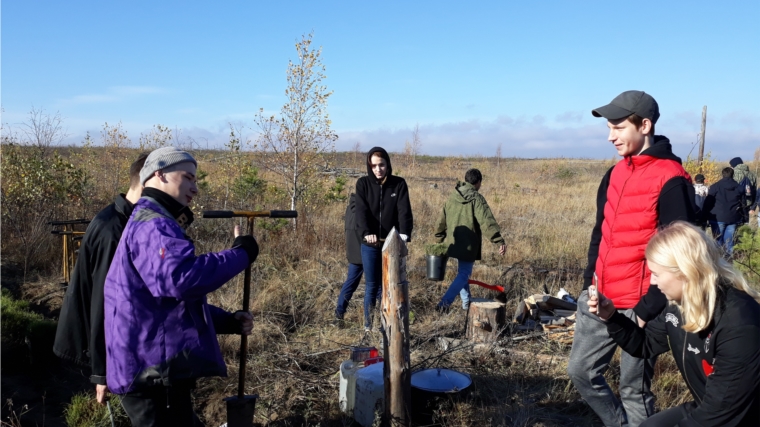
[54, 153, 148, 404]
[333, 193, 364, 325]
[703, 167, 745, 257]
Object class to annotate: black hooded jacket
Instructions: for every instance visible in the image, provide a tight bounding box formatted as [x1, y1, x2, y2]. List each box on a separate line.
[53, 195, 134, 385]
[354, 147, 413, 242]
[704, 177, 745, 224]
[584, 136, 697, 321]
[606, 285, 760, 426]
[345, 193, 363, 264]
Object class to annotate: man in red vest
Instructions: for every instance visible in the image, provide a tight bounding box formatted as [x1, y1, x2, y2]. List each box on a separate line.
[567, 91, 695, 426]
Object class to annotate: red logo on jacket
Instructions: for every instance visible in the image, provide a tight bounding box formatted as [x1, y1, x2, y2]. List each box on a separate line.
[702, 359, 714, 376]
[159, 248, 166, 259]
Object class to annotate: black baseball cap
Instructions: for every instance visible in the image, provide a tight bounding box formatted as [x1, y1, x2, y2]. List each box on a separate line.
[592, 90, 660, 124]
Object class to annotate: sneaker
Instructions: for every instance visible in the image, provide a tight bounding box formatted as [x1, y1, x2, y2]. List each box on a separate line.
[331, 318, 346, 328]
[462, 303, 470, 311]
[435, 304, 450, 314]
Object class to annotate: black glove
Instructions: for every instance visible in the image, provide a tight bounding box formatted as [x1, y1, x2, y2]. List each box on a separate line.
[232, 235, 259, 263]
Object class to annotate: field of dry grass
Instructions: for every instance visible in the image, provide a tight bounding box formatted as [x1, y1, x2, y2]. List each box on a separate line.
[3, 146, 754, 426]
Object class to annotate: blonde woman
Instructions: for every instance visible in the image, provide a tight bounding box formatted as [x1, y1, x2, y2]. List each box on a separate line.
[590, 221, 760, 426]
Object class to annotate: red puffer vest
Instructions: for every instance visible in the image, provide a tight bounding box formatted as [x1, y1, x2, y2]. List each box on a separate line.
[596, 155, 691, 308]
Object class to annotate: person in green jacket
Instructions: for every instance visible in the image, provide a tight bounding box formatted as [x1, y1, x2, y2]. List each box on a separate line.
[730, 157, 757, 224]
[434, 169, 506, 311]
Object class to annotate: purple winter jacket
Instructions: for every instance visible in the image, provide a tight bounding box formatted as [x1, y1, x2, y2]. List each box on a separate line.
[104, 197, 249, 394]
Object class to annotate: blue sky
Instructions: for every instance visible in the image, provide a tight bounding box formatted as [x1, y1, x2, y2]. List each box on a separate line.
[2, 1, 758, 160]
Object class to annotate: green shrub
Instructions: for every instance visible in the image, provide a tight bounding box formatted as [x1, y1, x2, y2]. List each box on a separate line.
[734, 224, 760, 286]
[64, 393, 130, 427]
[1, 288, 45, 345]
[425, 242, 448, 257]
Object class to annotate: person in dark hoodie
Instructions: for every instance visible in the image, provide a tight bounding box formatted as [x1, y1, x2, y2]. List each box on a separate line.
[589, 221, 760, 426]
[354, 147, 413, 331]
[703, 167, 745, 257]
[434, 168, 506, 311]
[54, 152, 148, 405]
[333, 193, 364, 325]
[567, 91, 696, 427]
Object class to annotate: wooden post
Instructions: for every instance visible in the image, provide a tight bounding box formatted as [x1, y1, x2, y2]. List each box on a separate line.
[698, 105, 707, 171]
[465, 298, 506, 343]
[381, 228, 411, 427]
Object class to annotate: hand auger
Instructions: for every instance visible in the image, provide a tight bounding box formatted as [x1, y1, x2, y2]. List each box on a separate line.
[202, 209, 297, 427]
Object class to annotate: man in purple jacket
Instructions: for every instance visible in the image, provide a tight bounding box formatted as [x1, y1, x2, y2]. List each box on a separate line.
[104, 147, 259, 426]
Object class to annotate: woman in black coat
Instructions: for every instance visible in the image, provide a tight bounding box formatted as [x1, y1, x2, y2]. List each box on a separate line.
[590, 221, 760, 426]
[354, 147, 413, 331]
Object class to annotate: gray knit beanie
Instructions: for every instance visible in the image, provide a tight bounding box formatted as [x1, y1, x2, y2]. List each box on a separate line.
[140, 147, 197, 185]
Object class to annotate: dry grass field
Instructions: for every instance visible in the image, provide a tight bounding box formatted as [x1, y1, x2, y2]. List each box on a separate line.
[2, 144, 756, 426]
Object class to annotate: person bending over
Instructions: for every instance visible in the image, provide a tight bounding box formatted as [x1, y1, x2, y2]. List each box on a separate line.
[589, 221, 760, 426]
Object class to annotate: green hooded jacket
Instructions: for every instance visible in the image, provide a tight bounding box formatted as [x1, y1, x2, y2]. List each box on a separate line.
[733, 164, 757, 207]
[434, 181, 505, 262]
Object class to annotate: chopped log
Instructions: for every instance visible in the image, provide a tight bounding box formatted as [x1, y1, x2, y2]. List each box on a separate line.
[466, 298, 506, 343]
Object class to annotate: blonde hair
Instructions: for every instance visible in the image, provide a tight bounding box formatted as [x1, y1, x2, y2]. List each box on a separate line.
[645, 221, 759, 333]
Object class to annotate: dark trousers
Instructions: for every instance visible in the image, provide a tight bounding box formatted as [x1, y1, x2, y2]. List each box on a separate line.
[335, 263, 364, 318]
[120, 384, 203, 427]
[639, 403, 691, 427]
[361, 243, 383, 328]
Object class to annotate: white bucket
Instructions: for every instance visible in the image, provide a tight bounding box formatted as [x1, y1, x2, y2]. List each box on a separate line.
[353, 362, 384, 427]
[339, 360, 361, 415]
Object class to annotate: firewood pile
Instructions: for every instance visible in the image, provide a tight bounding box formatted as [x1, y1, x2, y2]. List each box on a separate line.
[512, 293, 577, 345]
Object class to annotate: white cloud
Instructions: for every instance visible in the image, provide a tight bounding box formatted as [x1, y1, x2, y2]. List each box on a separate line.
[336, 114, 760, 160]
[55, 86, 165, 106]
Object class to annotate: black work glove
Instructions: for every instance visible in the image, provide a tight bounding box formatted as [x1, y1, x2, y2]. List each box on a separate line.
[232, 235, 259, 263]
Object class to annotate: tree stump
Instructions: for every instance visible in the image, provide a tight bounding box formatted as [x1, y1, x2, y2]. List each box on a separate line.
[466, 298, 506, 343]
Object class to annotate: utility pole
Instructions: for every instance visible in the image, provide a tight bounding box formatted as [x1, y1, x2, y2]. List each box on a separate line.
[698, 105, 707, 171]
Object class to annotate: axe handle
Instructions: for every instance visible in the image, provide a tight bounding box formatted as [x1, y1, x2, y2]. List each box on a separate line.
[468, 279, 505, 293]
[203, 210, 298, 219]
[238, 216, 254, 399]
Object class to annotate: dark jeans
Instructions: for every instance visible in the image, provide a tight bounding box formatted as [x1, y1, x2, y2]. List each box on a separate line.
[335, 263, 364, 319]
[360, 243, 382, 328]
[120, 384, 203, 427]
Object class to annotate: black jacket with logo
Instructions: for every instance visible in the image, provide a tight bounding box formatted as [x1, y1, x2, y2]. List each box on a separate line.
[355, 147, 413, 242]
[53, 195, 134, 385]
[606, 285, 760, 426]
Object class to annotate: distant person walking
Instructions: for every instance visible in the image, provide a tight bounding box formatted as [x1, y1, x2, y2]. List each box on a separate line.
[567, 90, 695, 427]
[730, 157, 757, 224]
[703, 167, 745, 257]
[434, 169, 506, 311]
[54, 153, 148, 405]
[333, 193, 364, 325]
[693, 174, 710, 230]
[354, 147, 413, 331]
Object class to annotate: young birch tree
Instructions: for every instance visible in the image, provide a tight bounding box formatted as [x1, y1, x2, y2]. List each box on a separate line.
[255, 33, 337, 215]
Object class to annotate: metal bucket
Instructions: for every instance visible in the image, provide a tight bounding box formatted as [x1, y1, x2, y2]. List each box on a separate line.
[411, 368, 472, 424]
[426, 255, 448, 281]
